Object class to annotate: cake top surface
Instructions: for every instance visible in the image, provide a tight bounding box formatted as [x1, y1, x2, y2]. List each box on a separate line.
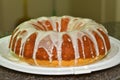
[16, 16, 107, 33]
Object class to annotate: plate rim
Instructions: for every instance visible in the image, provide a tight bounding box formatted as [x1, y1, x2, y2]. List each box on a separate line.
[0, 35, 120, 75]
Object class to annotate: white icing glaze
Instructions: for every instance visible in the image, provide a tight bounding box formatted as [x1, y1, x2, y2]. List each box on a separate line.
[9, 16, 109, 66]
[68, 31, 79, 64]
[50, 32, 64, 65]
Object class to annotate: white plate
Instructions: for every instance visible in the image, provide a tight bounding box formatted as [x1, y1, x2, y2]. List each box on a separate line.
[0, 36, 120, 75]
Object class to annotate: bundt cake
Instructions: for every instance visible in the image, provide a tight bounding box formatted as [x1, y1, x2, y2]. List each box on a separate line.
[9, 16, 111, 67]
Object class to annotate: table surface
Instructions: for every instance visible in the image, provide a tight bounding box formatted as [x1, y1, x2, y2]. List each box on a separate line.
[0, 22, 120, 80]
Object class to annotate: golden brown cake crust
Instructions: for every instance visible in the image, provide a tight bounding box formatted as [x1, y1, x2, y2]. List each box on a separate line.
[20, 55, 105, 67]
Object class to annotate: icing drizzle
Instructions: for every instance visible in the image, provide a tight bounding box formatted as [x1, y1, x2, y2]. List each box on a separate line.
[9, 16, 109, 66]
